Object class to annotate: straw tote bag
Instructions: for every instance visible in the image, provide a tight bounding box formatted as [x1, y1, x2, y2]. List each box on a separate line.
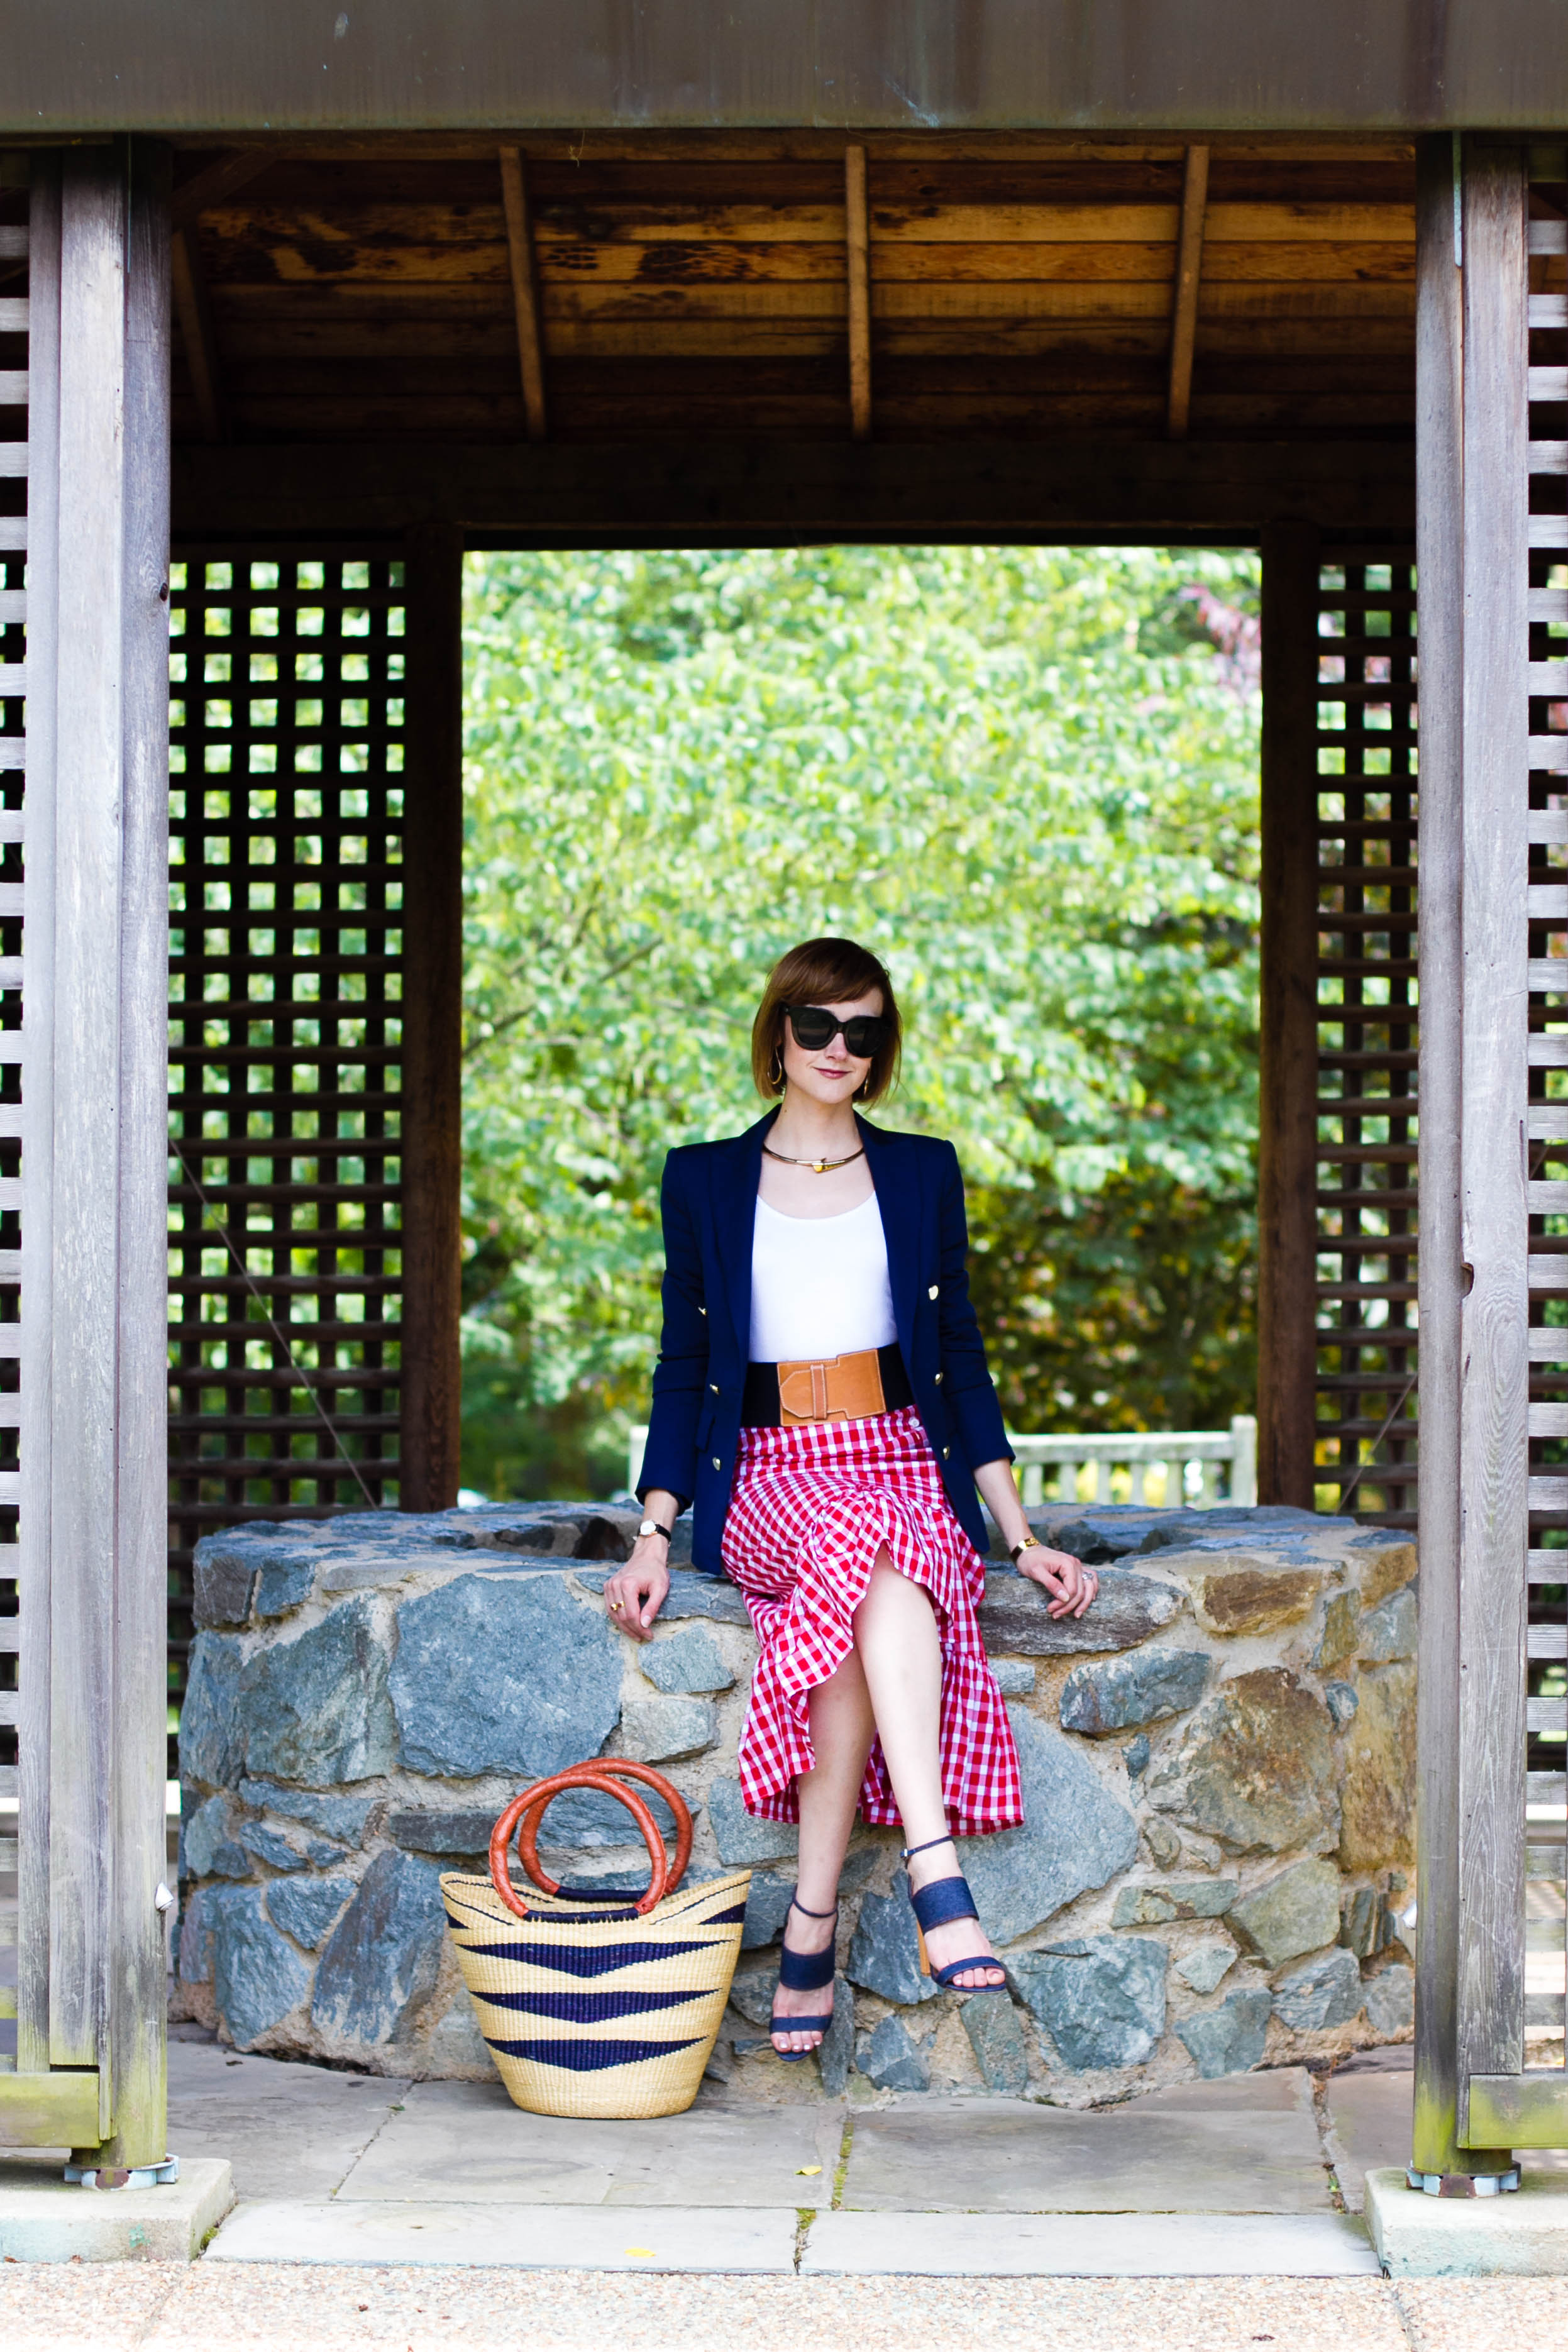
[441, 1759, 751, 2120]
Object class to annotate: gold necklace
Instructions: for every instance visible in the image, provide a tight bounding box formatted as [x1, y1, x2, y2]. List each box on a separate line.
[762, 1142, 867, 1175]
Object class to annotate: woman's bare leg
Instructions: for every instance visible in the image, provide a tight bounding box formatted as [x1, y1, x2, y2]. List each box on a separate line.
[852, 1552, 1004, 1989]
[771, 1648, 876, 2054]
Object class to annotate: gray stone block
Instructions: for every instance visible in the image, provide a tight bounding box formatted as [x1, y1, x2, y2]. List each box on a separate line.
[726, 1960, 778, 2028]
[1059, 1647, 1212, 1736]
[961, 1989, 1031, 2095]
[176, 1885, 214, 1985]
[818, 1977, 856, 2098]
[311, 1848, 447, 2049]
[1271, 1946, 1364, 2033]
[1146, 1669, 1338, 1853]
[1112, 1878, 1239, 1927]
[708, 1778, 798, 1868]
[1359, 1586, 1417, 1664]
[576, 1566, 751, 1626]
[1364, 1962, 1414, 2035]
[856, 2014, 930, 2092]
[535, 1785, 683, 1851]
[267, 1874, 356, 1951]
[180, 1633, 245, 1789]
[978, 1567, 1183, 1657]
[847, 1870, 935, 2006]
[192, 1540, 257, 1630]
[620, 1696, 718, 1763]
[208, 1885, 312, 2050]
[254, 1553, 317, 1620]
[741, 1871, 797, 1950]
[1325, 1681, 1359, 1727]
[238, 1781, 378, 1845]
[391, 1575, 621, 1779]
[1174, 1985, 1273, 2078]
[1229, 1858, 1342, 1970]
[989, 1659, 1036, 1696]
[639, 1625, 734, 1694]
[1010, 1935, 1168, 2070]
[956, 1708, 1139, 1946]
[182, 1794, 251, 1881]
[1124, 1734, 1151, 1779]
[239, 1598, 395, 1786]
[235, 1819, 312, 1875]
[1173, 1940, 1236, 1995]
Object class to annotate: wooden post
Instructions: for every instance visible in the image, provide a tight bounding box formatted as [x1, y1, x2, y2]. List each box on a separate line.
[1454, 143, 1532, 2140]
[1257, 521, 1322, 1508]
[1412, 129, 1471, 2184]
[499, 147, 547, 441]
[6, 140, 172, 2167]
[1166, 143, 1209, 440]
[399, 523, 465, 1513]
[846, 145, 871, 441]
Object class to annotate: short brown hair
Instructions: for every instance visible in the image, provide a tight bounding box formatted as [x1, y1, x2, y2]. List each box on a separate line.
[750, 937, 902, 1105]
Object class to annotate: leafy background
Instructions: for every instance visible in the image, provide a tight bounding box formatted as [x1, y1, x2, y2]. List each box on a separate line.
[458, 546, 1262, 1499]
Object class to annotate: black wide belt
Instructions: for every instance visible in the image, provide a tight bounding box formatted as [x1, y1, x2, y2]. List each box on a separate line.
[742, 1342, 913, 1427]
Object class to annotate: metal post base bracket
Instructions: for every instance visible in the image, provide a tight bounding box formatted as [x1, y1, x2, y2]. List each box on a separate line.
[63, 2155, 180, 2190]
[1408, 2167, 1523, 2197]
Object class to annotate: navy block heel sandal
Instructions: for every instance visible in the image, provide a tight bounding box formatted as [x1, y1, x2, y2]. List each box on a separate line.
[903, 1835, 1007, 1990]
[770, 1892, 839, 2060]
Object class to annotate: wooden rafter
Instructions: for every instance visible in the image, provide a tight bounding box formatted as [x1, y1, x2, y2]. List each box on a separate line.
[1166, 142, 1210, 440]
[499, 144, 548, 439]
[170, 227, 224, 445]
[846, 143, 871, 440]
[170, 150, 274, 233]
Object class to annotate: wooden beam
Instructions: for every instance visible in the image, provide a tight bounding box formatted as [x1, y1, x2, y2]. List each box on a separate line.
[499, 145, 547, 440]
[170, 227, 223, 445]
[1166, 141, 1209, 439]
[399, 523, 465, 1514]
[169, 148, 273, 233]
[846, 143, 871, 441]
[1464, 2072, 1568, 2148]
[0, 2069, 103, 2150]
[1454, 142, 1531, 2141]
[1411, 128, 1481, 2184]
[1256, 519, 1320, 1510]
[172, 436, 1416, 542]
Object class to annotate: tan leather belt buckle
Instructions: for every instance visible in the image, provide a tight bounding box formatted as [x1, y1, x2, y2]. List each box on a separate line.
[776, 1347, 886, 1426]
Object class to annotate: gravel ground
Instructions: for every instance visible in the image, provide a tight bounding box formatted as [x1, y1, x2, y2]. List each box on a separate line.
[0, 2263, 1564, 2351]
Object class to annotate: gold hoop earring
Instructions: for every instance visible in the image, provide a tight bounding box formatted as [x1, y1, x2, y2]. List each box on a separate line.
[768, 1051, 784, 1092]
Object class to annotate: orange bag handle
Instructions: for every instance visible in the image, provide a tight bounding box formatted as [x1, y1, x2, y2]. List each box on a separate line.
[489, 1760, 694, 1921]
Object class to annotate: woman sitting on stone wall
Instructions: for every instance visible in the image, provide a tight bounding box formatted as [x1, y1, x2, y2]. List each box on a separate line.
[602, 936, 1098, 2058]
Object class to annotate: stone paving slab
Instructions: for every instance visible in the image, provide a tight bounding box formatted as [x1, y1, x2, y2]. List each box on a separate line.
[167, 2034, 410, 2201]
[802, 2209, 1379, 2276]
[0, 2156, 233, 2262]
[839, 2077, 1331, 2213]
[1367, 2164, 1568, 2277]
[1321, 2048, 1413, 2210]
[205, 2199, 802, 2272]
[336, 2076, 844, 2206]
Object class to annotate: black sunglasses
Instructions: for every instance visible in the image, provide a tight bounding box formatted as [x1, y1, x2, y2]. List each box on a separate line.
[783, 1004, 891, 1058]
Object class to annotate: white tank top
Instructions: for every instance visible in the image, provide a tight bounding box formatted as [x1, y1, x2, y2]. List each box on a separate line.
[748, 1193, 898, 1363]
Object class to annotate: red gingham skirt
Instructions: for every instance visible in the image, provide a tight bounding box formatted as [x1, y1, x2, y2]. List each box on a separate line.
[721, 1403, 1024, 1836]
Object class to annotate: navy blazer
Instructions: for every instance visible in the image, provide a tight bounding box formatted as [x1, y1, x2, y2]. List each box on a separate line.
[636, 1111, 1013, 1576]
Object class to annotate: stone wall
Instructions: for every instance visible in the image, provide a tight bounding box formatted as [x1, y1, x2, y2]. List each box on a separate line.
[174, 1501, 1416, 2104]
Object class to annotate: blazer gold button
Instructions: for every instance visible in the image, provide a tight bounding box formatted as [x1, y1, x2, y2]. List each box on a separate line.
[712, 1456, 722, 1471]
[934, 1371, 942, 1384]
[928, 1284, 939, 1299]
[942, 1445, 951, 1459]
[710, 1383, 720, 1394]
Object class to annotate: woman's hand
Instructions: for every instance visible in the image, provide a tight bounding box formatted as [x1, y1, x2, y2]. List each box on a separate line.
[1016, 1542, 1098, 1620]
[602, 1540, 671, 1642]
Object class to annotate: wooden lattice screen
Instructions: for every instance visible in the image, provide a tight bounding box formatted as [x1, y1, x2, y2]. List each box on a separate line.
[1313, 541, 1420, 1527]
[166, 553, 407, 1711]
[0, 192, 25, 2051]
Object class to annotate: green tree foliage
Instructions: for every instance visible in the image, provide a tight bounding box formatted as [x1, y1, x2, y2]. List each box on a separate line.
[460, 546, 1261, 1498]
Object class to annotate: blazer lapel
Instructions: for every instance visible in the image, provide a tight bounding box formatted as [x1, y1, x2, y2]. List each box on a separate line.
[714, 1111, 773, 1360]
[858, 1117, 919, 1358]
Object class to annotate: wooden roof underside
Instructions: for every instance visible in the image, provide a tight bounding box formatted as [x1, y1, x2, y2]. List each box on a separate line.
[166, 133, 1420, 453]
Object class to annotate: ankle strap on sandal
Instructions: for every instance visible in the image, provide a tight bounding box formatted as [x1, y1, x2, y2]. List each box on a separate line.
[900, 1834, 956, 1862]
[789, 1889, 840, 1919]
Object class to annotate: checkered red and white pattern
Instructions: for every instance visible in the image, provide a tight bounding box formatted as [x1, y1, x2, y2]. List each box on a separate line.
[721, 1403, 1024, 1836]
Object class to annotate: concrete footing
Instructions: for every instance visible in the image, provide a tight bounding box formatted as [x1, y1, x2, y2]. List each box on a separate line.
[0, 2156, 233, 2261]
[1366, 2165, 1568, 2276]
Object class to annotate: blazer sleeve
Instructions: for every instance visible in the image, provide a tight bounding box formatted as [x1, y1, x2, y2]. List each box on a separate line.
[636, 1149, 710, 1510]
[936, 1139, 1013, 1472]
